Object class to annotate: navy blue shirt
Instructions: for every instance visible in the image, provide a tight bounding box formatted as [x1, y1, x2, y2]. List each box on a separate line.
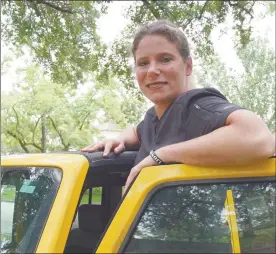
[134, 88, 243, 165]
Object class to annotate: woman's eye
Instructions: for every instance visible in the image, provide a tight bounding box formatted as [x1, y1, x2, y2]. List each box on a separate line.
[161, 56, 172, 63]
[137, 61, 148, 67]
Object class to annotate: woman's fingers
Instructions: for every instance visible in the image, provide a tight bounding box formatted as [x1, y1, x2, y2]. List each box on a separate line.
[81, 143, 104, 152]
[114, 142, 125, 154]
[81, 140, 125, 156]
[80, 144, 94, 152]
[103, 141, 113, 156]
[124, 167, 140, 193]
[124, 173, 135, 193]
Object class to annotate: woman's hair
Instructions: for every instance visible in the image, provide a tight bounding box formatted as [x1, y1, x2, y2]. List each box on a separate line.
[132, 20, 190, 63]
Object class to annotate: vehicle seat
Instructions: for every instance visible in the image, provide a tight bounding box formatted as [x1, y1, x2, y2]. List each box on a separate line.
[64, 204, 104, 253]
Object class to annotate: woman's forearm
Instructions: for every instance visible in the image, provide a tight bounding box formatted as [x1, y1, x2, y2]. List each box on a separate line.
[158, 111, 274, 166]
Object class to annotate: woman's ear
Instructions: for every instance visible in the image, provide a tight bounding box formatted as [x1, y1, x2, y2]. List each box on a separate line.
[185, 56, 193, 76]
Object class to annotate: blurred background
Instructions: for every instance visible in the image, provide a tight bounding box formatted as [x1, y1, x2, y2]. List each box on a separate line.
[1, 1, 275, 154]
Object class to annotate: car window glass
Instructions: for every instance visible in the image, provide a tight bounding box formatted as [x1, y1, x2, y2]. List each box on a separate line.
[1, 185, 16, 246]
[124, 181, 275, 253]
[80, 187, 102, 205]
[1, 167, 62, 254]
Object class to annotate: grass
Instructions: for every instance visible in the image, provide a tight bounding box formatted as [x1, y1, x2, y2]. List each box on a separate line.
[1, 187, 16, 202]
[1, 233, 12, 245]
[240, 227, 275, 251]
[80, 188, 102, 204]
[80, 187, 125, 204]
[1, 186, 102, 204]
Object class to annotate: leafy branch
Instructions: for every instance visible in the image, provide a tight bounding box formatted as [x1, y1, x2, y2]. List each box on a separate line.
[25, 141, 43, 152]
[228, 0, 254, 19]
[182, 1, 210, 29]
[48, 116, 70, 150]
[6, 130, 30, 153]
[38, 0, 74, 14]
[79, 112, 90, 131]
[142, 0, 161, 19]
[32, 115, 43, 146]
[24, 0, 74, 14]
[12, 106, 26, 142]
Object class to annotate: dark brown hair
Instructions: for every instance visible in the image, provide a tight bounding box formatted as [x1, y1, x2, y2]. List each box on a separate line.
[132, 20, 190, 63]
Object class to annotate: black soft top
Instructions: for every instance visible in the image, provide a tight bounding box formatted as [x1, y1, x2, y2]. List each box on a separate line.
[53, 151, 138, 174]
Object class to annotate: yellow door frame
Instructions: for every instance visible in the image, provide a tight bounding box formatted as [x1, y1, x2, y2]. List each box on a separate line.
[97, 159, 275, 253]
[2, 153, 89, 253]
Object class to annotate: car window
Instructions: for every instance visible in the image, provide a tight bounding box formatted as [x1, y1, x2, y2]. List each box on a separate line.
[80, 187, 102, 205]
[71, 187, 103, 229]
[1, 167, 62, 254]
[1, 185, 16, 246]
[124, 180, 275, 253]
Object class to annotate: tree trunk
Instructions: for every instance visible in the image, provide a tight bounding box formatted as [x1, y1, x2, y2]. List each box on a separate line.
[41, 115, 46, 152]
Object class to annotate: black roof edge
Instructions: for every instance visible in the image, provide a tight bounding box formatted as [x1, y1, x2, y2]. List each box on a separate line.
[48, 150, 138, 173]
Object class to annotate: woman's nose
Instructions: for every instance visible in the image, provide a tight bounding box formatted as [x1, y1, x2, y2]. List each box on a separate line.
[147, 62, 160, 78]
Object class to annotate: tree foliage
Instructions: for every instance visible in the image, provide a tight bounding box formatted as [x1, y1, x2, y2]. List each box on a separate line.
[1, 64, 141, 154]
[1, 0, 108, 86]
[1, 0, 262, 92]
[127, 0, 255, 49]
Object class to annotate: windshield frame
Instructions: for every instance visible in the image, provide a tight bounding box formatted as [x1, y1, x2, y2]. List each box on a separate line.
[1, 153, 89, 253]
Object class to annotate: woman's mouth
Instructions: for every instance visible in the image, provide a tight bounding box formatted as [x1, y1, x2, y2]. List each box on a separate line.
[147, 82, 168, 89]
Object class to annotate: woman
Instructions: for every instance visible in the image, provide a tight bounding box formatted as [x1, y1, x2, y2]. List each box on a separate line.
[81, 20, 274, 191]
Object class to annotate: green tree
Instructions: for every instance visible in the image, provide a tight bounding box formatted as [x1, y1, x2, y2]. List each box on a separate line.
[194, 37, 275, 131]
[126, 1, 257, 51]
[1, 0, 148, 115]
[264, 1, 276, 14]
[2, 1, 266, 93]
[1, 0, 108, 86]
[1, 64, 139, 154]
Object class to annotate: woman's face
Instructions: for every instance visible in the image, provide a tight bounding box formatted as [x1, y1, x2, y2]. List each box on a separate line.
[135, 35, 192, 106]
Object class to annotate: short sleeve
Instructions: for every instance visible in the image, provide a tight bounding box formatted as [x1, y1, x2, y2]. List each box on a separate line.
[195, 96, 244, 130]
[136, 120, 144, 143]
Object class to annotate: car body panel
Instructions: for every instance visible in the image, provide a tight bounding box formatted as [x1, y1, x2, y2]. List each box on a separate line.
[1, 154, 89, 253]
[2, 154, 275, 253]
[96, 159, 275, 253]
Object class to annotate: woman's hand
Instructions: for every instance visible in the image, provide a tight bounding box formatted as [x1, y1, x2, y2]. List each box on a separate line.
[81, 139, 126, 156]
[81, 125, 140, 156]
[124, 154, 158, 193]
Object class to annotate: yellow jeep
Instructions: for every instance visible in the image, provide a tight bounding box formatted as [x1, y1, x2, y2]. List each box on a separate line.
[1, 152, 275, 253]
